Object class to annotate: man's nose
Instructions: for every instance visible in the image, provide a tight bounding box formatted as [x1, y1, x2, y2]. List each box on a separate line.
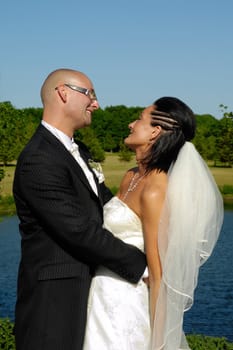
[92, 100, 99, 109]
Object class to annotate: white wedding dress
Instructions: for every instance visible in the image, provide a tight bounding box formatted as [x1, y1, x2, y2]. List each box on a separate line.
[84, 143, 224, 350]
[83, 196, 151, 350]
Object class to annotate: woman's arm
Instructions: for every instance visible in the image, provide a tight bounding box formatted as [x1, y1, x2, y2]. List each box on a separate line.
[141, 175, 167, 326]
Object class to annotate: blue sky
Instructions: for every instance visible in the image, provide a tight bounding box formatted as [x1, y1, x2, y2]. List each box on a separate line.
[1, 0, 232, 118]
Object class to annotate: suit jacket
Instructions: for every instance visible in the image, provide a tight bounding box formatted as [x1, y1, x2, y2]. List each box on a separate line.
[13, 124, 146, 350]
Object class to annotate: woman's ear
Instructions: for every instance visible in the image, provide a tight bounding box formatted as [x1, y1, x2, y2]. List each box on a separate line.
[150, 125, 162, 141]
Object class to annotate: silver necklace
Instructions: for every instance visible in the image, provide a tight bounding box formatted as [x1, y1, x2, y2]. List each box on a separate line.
[122, 172, 145, 200]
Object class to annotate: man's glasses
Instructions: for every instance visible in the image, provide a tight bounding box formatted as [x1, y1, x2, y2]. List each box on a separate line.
[55, 83, 97, 101]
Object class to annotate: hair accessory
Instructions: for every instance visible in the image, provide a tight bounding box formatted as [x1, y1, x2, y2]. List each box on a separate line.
[151, 111, 180, 130]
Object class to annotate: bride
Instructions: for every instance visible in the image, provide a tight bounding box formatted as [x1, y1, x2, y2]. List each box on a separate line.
[83, 97, 224, 349]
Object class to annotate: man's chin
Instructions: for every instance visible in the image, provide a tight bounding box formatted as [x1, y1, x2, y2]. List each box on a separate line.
[84, 113, 92, 125]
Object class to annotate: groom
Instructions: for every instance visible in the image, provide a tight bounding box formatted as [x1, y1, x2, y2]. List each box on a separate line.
[13, 68, 147, 350]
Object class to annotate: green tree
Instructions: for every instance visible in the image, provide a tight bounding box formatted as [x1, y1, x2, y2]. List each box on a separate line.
[193, 114, 219, 162]
[216, 105, 233, 166]
[103, 133, 117, 152]
[205, 135, 219, 165]
[0, 102, 21, 165]
[91, 105, 143, 152]
[118, 141, 133, 162]
[0, 102, 40, 165]
[1, 103, 38, 164]
[219, 104, 233, 118]
[217, 113, 233, 166]
[75, 127, 105, 162]
[21, 107, 42, 124]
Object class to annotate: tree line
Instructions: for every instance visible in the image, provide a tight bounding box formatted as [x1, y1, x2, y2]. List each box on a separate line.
[0, 101, 233, 166]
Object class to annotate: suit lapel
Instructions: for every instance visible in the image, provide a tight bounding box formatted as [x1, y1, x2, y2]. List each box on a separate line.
[37, 125, 102, 203]
[78, 146, 103, 199]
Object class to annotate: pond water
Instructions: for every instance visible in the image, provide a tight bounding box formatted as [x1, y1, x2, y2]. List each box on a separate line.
[0, 212, 232, 341]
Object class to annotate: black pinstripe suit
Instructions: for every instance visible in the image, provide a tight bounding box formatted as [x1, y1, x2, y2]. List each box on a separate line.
[13, 125, 146, 350]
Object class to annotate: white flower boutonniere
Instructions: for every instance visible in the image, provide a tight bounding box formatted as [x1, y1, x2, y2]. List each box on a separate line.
[88, 159, 105, 183]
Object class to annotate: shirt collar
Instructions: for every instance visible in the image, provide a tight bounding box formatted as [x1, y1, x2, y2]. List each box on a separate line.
[41, 120, 73, 151]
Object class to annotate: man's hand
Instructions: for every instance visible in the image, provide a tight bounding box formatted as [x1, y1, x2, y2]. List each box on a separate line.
[143, 276, 150, 288]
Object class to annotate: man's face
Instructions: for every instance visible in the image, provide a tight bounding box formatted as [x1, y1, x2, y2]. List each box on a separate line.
[65, 75, 99, 130]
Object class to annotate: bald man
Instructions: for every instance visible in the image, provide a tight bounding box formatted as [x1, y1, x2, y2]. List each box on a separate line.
[13, 68, 147, 350]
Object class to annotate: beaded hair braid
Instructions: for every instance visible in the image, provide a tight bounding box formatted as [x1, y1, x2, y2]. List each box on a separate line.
[151, 110, 180, 131]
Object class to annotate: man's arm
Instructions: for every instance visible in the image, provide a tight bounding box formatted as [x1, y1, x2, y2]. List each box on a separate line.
[14, 151, 146, 283]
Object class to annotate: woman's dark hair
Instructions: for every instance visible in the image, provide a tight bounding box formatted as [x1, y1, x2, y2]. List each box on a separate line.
[142, 97, 196, 173]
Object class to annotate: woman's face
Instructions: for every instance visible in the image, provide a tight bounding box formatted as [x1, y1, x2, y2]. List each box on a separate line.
[125, 105, 158, 151]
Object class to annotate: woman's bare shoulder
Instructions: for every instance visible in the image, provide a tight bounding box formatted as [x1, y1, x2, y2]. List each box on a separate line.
[143, 171, 167, 201]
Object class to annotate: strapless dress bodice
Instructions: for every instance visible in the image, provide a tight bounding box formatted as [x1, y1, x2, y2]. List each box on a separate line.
[103, 196, 144, 251]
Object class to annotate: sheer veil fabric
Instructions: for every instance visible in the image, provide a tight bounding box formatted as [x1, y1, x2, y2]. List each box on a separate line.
[152, 142, 224, 350]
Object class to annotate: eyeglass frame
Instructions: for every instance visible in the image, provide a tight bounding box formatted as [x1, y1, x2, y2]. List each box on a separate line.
[55, 83, 97, 101]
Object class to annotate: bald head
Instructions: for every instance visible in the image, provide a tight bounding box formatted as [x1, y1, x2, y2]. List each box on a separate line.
[40, 68, 91, 106]
[40, 68, 99, 137]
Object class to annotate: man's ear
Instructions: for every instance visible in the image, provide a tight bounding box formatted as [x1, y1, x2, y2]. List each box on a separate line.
[56, 85, 67, 103]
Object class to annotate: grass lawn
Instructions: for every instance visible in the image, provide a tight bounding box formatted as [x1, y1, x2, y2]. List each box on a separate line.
[0, 165, 15, 196]
[103, 153, 233, 191]
[210, 167, 233, 187]
[1, 154, 233, 196]
[101, 153, 137, 189]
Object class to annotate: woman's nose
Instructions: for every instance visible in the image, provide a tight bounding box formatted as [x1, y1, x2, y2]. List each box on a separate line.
[128, 120, 136, 129]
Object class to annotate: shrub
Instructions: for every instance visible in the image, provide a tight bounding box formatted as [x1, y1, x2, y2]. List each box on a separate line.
[0, 318, 15, 350]
[1, 318, 233, 350]
[0, 195, 16, 216]
[220, 184, 233, 195]
[118, 142, 133, 162]
[187, 334, 233, 349]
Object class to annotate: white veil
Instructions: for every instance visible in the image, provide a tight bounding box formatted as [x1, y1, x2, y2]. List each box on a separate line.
[151, 142, 224, 350]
